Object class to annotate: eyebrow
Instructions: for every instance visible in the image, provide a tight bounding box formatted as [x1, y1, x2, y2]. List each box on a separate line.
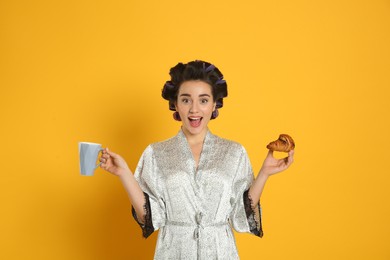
[179, 93, 211, 97]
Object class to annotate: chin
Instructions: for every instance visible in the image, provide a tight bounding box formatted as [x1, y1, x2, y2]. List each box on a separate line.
[183, 124, 207, 136]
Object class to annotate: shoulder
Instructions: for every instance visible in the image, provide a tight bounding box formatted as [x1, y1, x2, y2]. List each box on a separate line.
[212, 133, 245, 150]
[137, 137, 176, 165]
[212, 133, 247, 154]
[146, 134, 178, 155]
[152, 134, 177, 148]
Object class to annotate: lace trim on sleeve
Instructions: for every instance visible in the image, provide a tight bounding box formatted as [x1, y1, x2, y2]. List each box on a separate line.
[131, 192, 154, 238]
[243, 189, 264, 237]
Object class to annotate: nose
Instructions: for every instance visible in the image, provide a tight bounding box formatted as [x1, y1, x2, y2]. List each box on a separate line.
[189, 101, 199, 113]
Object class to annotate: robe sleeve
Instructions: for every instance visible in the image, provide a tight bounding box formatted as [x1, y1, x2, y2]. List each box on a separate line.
[230, 146, 263, 237]
[131, 145, 166, 238]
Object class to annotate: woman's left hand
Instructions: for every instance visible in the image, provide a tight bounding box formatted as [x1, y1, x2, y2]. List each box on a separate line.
[259, 149, 295, 177]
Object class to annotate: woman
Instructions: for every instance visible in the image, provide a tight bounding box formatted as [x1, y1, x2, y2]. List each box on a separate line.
[100, 60, 294, 259]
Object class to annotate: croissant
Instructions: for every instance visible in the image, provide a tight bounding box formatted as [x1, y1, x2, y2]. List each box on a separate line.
[266, 134, 295, 152]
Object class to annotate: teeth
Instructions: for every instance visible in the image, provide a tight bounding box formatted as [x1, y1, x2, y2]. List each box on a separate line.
[189, 117, 201, 121]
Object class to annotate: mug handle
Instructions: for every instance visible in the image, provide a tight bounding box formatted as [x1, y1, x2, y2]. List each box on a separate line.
[95, 148, 104, 169]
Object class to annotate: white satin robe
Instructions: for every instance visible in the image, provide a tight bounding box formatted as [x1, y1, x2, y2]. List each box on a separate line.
[132, 129, 262, 259]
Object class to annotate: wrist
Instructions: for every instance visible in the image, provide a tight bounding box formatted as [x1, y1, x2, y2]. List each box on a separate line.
[118, 168, 132, 179]
[258, 169, 269, 179]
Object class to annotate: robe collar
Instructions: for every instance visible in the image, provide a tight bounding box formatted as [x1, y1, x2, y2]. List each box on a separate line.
[176, 128, 215, 172]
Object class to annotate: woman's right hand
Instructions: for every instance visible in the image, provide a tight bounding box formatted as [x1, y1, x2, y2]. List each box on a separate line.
[100, 148, 131, 177]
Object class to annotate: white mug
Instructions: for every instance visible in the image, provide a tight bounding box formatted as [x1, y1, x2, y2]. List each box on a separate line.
[79, 142, 103, 176]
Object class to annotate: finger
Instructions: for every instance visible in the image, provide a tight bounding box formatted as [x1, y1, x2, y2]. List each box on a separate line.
[266, 149, 274, 159]
[288, 150, 294, 164]
[284, 152, 294, 166]
[106, 148, 119, 158]
[100, 162, 106, 168]
[100, 161, 110, 170]
[101, 153, 110, 160]
[101, 148, 114, 159]
[283, 156, 289, 165]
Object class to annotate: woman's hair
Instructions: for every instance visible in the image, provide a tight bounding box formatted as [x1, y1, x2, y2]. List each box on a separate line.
[161, 60, 228, 113]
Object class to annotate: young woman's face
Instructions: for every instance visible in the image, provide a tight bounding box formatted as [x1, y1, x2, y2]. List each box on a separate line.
[175, 80, 216, 137]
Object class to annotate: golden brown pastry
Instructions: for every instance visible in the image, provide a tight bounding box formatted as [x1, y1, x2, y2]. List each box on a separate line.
[266, 134, 295, 152]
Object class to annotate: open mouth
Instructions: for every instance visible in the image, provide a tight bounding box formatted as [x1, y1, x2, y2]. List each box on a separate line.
[188, 117, 202, 127]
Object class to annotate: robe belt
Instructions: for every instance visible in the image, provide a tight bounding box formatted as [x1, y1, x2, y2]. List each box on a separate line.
[165, 220, 229, 240]
[165, 213, 228, 260]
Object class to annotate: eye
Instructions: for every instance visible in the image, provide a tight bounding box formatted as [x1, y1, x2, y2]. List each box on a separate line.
[181, 98, 190, 104]
[200, 98, 209, 104]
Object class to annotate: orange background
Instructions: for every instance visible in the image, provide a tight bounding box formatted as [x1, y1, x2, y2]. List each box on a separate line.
[1, 0, 389, 259]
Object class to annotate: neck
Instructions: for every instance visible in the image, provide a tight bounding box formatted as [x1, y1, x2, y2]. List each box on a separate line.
[181, 127, 208, 145]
